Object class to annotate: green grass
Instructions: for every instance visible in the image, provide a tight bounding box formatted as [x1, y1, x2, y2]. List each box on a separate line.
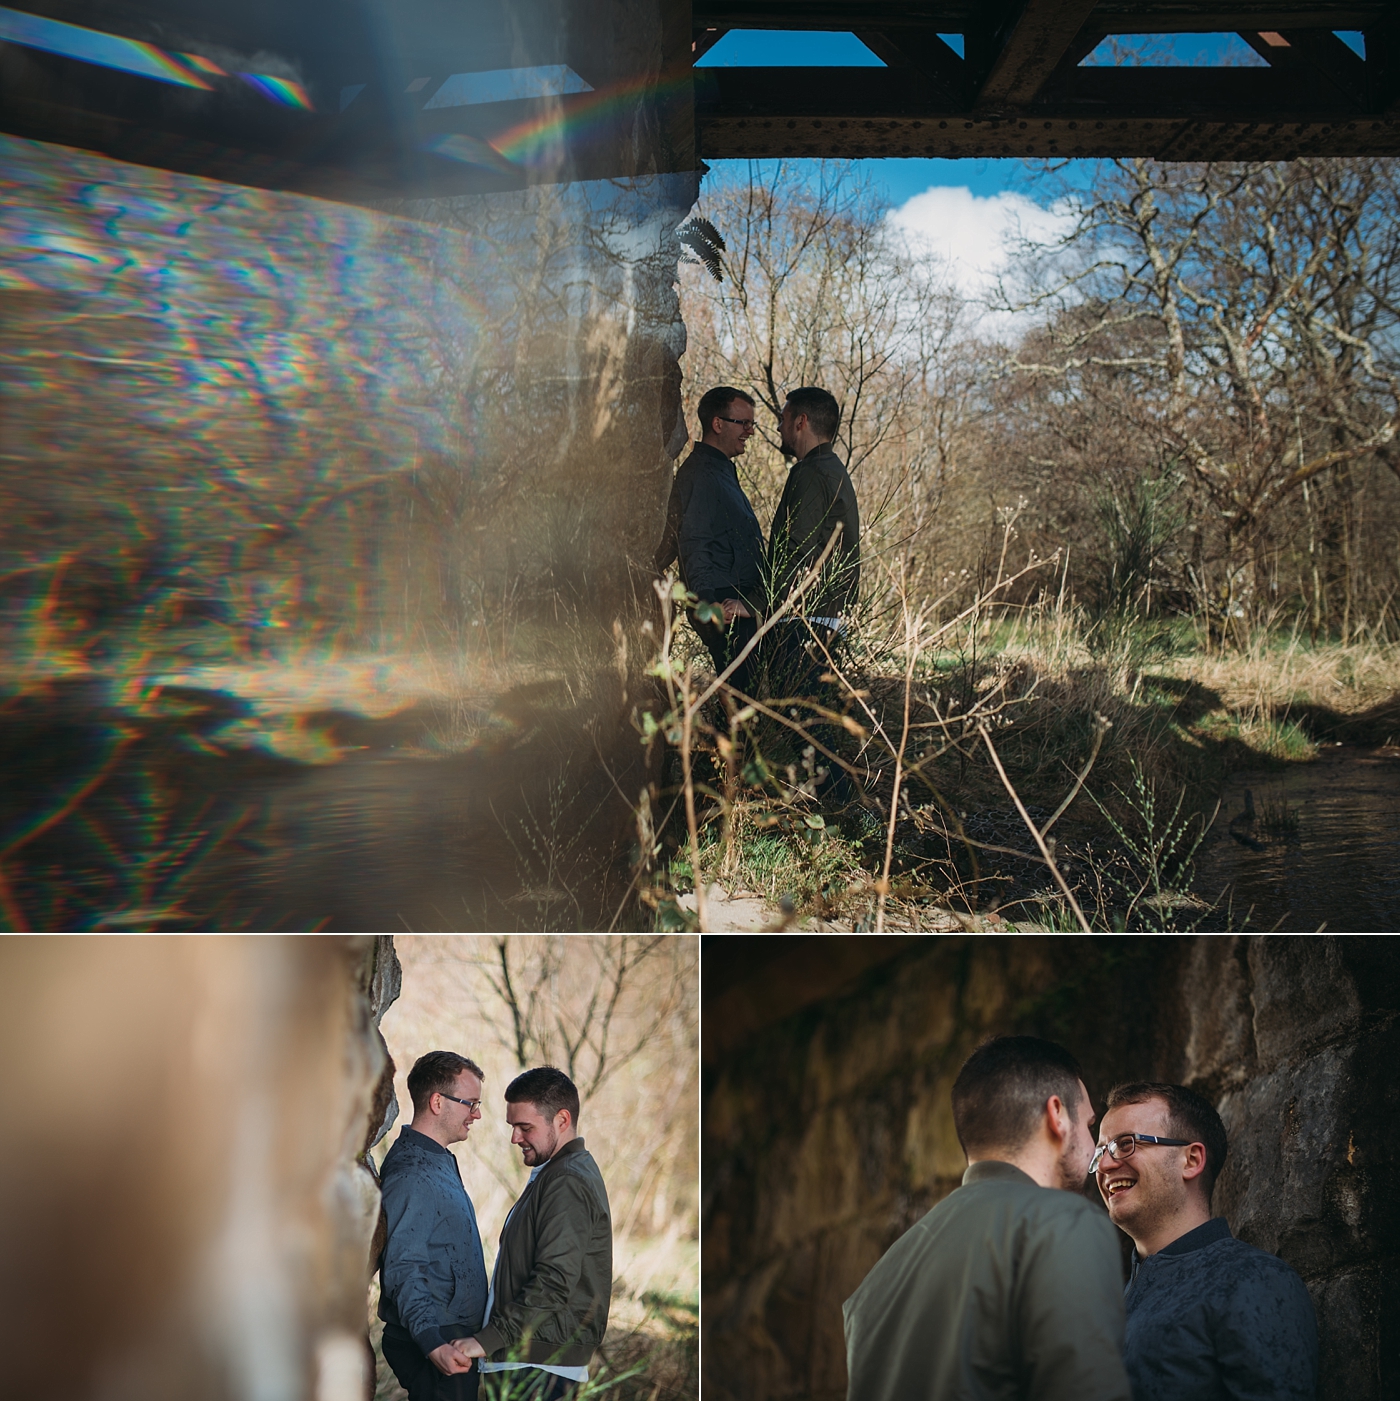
[671, 818, 869, 917]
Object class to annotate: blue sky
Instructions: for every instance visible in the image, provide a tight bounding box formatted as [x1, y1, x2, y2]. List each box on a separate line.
[698, 29, 1366, 208]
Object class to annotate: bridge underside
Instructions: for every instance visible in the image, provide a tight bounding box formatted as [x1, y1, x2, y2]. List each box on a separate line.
[2, 2, 1399, 204]
[694, 1, 1400, 159]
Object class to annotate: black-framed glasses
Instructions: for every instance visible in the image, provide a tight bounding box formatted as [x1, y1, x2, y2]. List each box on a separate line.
[440, 1093, 482, 1111]
[1091, 1131, 1194, 1174]
[717, 415, 757, 431]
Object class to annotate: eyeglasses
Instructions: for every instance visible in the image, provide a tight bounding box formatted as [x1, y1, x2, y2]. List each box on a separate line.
[439, 1093, 482, 1112]
[1090, 1131, 1194, 1175]
[717, 415, 757, 431]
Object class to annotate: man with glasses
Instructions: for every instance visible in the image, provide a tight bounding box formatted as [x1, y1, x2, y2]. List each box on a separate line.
[378, 1051, 489, 1401]
[844, 1036, 1131, 1401]
[655, 385, 765, 692]
[1095, 1082, 1317, 1401]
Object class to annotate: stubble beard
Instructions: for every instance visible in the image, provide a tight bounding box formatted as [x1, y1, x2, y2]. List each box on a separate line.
[1056, 1141, 1092, 1192]
[522, 1128, 558, 1166]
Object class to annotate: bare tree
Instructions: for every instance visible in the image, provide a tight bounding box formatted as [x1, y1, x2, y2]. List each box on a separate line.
[678, 161, 990, 619]
[999, 157, 1400, 633]
[474, 936, 695, 1095]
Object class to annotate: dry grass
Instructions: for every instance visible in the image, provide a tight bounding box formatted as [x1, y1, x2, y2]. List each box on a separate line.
[648, 583, 1400, 931]
[1166, 632, 1400, 718]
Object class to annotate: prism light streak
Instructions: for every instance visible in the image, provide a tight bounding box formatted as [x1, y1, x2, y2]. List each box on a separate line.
[0, 4, 212, 88]
[488, 70, 691, 165]
[424, 133, 518, 174]
[180, 52, 229, 77]
[240, 74, 314, 110]
[423, 65, 593, 109]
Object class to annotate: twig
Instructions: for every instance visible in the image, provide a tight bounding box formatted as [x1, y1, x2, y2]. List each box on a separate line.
[877, 581, 924, 932]
[1040, 713, 1111, 838]
[679, 664, 708, 932]
[979, 722, 1092, 932]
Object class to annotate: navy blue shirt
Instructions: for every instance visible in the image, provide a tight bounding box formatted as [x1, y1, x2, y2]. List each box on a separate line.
[1124, 1218, 1317, 1401]
[378, 1127, 488, 1356]
[666, 442, 766, 605]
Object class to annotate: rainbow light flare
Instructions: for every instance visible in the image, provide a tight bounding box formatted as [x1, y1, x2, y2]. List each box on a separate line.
[179, 51, 229, 77]
[488, 69, 691, 166]
[0, 4, 212, 88]
[240, 73, 314, 110]
[424, 132, 518, 174]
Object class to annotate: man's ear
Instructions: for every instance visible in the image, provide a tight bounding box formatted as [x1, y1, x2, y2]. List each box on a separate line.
[1044, 1093, 1071, 1141]
[1181, 1143, 1208, 1182]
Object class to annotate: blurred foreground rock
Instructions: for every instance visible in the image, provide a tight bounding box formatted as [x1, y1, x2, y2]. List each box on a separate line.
[702, 935, 1399, 1401]
[0, 935, 401, 1401]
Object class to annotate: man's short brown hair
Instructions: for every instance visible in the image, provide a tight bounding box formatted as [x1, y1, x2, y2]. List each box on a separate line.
[784, 386, 840, 442]
[407, 1050, 484, 1114]
[505, 1065, 581, 1127]
[951, 1035, 1085, 1156]
[1106, 1081, 1228, 1200]
[697, 385, 755, 436]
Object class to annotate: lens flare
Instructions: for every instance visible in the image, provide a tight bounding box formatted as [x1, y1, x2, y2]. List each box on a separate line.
[240, 73, 314, 110]
[0, 4, 212, 88]
[424, 133, 518, 174]
[488, 70, 690, 166]
[423, 65, 592, 109]
[179, 51, 228, 77]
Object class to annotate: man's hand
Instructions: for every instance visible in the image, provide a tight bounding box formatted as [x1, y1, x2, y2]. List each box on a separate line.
[428, 1343, 475, 1376]
[721, 598, 752, 624]
[450, 1338, 487, 1361]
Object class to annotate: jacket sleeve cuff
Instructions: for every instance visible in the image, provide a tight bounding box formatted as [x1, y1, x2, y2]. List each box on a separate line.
[475, 1323, 508, 1357]
[413, 1325, 455, 1355]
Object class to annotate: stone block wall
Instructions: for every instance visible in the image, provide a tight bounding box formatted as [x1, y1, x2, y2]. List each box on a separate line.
[702, 936, 1399, 1401]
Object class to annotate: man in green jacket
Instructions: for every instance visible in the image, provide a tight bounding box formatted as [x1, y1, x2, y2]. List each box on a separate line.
[767, 386, 861, 802]
[451, 1067, 611, 1401]
[843, 1036, 1132, 1401]
[767, 386, 860, 689]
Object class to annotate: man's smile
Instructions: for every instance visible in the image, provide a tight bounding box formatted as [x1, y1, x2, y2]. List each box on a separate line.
[1104, 1175, 1137, 1197]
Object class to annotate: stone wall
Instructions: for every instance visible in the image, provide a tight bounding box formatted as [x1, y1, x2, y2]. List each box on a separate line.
[701, 936, 1399, 1401]
[0, 935, 402, 1401]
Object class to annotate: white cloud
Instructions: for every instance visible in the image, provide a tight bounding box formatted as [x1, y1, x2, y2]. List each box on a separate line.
[886, 185, 1073, 319]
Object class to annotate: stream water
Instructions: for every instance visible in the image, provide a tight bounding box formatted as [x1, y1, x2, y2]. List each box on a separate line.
[1193, 745, 1400, 932]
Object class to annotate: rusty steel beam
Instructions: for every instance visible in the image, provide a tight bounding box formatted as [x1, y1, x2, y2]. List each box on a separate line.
[691, 5, 1384, 31]
[1238, 25, 1368, 104]
[976, 0, 1102, 106]
[852, 28, 971, 106]
[696, 63, 1400, 157]
[699, 108, 1400, 159]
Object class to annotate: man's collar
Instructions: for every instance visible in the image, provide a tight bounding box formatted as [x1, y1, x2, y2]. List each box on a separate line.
[563, 1135, 585, 1156]
[794, 441, 838, 465]
[401, 1125, 449, 1154]
[695, 440, 737, 464]
[539, 1136, 586, 1168]
[1156, 1216, 1232, 1256]
[961, 1160, 1037, 1188]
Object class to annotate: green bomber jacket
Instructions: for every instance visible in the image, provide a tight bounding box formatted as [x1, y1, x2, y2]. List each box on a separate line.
[843, 1160, 1131, 1401]
[475, 1137, 612, 1368]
